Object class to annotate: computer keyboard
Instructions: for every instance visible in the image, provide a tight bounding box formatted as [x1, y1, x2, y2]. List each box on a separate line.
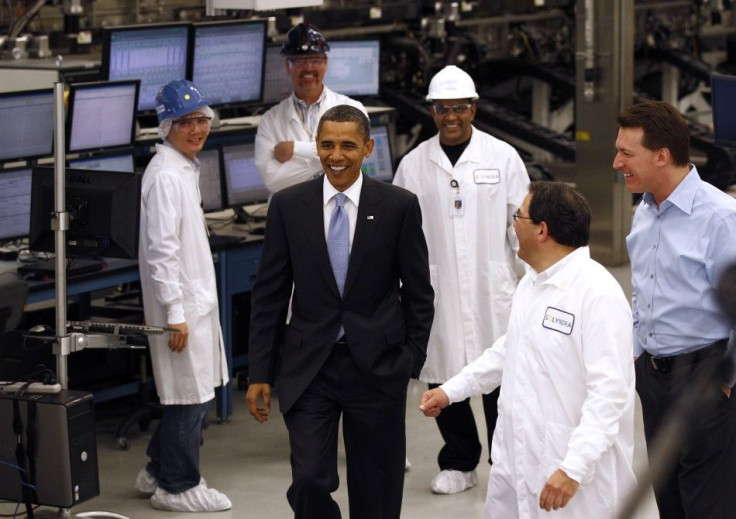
[0, 382, 62, 394]
[67, 321, 175, 335]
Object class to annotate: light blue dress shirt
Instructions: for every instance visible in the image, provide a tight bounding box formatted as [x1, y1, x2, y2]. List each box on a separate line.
[627, 166, 736, 357]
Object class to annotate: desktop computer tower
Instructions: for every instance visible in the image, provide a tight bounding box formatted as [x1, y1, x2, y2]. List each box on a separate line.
[0, 390, 99, 507]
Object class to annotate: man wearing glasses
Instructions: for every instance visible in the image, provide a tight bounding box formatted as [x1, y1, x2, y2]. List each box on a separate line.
[136, 80, 230, 512]
[393, 65, 529, 494]
[255, 22, 367, 193]
[420, 181, 637, 518]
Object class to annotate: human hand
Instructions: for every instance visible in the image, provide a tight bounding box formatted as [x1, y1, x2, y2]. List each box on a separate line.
[246, 383, 272, 423]
[274, 141, 295, 163]
[539, 469, 580, 512]
[167, 322, 189, 352]
[418, 388, 450, 417]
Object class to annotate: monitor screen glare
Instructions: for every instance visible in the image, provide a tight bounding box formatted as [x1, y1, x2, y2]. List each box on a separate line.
[361, 125, 393, 182]
[222, 143, 269, 206]
[0, 89, 54, 162]
[198, 148, 224, 212]
[68, 81, 138, 153]
[324, 40, 381, 97]
[0, 168, 32, 241]
[69, 154, 136, 173]
[192, 21, 266, 106]
[106, 25, 189, 112]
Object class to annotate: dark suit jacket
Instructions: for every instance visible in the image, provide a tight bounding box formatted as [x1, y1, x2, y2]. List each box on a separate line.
[248, 174, 435, 414]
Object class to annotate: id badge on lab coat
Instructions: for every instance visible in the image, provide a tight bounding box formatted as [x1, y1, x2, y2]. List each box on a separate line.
[450, 195, 465, 217]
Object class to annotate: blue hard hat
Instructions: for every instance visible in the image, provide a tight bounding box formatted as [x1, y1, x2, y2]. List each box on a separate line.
[280, 22, 329, 56]
[155, 80, 209, 123]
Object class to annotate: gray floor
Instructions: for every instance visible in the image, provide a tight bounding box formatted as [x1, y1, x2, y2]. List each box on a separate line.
[0, 264, 660, 519]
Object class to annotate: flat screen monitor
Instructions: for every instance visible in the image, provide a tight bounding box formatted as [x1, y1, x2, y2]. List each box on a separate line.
[67, 80, 139, 153]
[0, 167, 32, 241]
[324, 40, 381, 97]
[711, 73, 736, 146]
[362, 124, 394, 182]
[262, 44, 292, 105]
[29, 167, 142, 259]
[102, 23, 190, 113]
[68, 153, 136, 173]
[0, 89, 54, 163]
[191, 20, 266, 107]
[198, 148, 224, 212]
[222, 143, 269, 206]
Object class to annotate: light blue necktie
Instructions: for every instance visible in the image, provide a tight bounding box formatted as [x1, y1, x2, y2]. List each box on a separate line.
[327, 193, 349, 297]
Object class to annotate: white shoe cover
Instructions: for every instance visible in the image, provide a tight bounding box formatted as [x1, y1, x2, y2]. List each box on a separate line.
[134, 468, 208, 496]
[134, 468, 157, 495]
[150, 482, 231, 512]
[430, 469, 478, 494]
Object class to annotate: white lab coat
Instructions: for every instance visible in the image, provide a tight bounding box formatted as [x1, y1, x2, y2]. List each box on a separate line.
[255, 87, 366, 193]
[139, 143, 229, 405]
[393, 128, 529, 383]
[442, 247, 638, 519]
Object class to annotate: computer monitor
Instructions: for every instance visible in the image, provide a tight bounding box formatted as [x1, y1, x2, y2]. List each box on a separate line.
[28, 167, 142, 259]
[0, 89, 54, 163]
[262, 44, 292, 105]
[711, 73, 736, 146]
[222, 143, 269, 206]
[324, 40, 381, 98]
[66, 80, 140, 154]
[102, 23, 190, 114]
[362, 124, 394, 182]
[68, 153, 136, 173]
[190, 20, 267, 108]
[198, 148, 224, 212]
[0, 167, 32, 242]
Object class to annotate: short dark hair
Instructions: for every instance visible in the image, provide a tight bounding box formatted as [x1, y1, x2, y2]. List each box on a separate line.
[616, 101, 690, 167]
[527, 181, 591, 248]
[317, 105, 370, 142]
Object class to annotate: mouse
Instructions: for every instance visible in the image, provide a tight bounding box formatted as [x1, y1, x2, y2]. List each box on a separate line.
[29, 324, 53, 334]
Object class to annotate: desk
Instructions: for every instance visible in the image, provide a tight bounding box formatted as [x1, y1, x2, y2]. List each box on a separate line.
[0, 232, 263, 420]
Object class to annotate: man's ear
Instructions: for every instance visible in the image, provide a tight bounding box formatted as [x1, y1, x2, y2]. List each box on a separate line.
[538, 221, 549, 240]
[655, 147, 671, 167]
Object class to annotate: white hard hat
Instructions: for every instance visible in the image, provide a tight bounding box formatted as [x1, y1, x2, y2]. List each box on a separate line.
[426, 65, 479, 102]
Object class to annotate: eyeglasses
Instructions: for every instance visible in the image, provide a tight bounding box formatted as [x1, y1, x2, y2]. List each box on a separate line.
[288, 57, 327, 68]
[431, 103, 474, 116]
[172, 116, 212, 131]
[512, 210, 534, 222]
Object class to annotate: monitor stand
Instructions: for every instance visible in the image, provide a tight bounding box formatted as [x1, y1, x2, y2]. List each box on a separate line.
[233, 206, 250, 224]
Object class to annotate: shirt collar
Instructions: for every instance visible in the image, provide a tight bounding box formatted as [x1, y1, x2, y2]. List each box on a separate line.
[160, 141, 200, 169]
[323, 173, 363, 208]
[531, 246, 589, 290]
[642, 165, 700, 215]
[292, 87, 327, 110]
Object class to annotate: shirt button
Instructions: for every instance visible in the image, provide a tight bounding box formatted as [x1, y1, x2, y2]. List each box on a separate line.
[649, 333, 653, 337]
[652, 244, 656, 249]
[650, 274, 654, 279]
[647, 304, 651, 308]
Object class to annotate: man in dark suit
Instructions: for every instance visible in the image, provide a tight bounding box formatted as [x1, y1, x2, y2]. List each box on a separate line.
[246, 104, 435, 519]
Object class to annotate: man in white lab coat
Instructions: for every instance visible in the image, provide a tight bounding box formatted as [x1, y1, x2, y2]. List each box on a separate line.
[393, 65, 529, 493]
[420, 181, 637, 518]
[136, 79, 230, 513]
[255, 22, 366, 193]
